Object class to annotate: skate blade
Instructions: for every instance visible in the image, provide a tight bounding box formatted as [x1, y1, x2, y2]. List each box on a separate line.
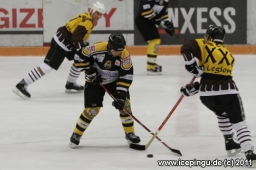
[147, 71, 162, 75]
[65, 89, 84, 93]
[69, 142, 77, 148]
[12, 88, 29, 100]
[227, 148, 241, 157]
[127, 140, 140, 145]
[250, 160, 256, 168]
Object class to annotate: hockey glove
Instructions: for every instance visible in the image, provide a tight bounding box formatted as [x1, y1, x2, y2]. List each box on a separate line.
[180, 82, 200, 97]
[85, 67, 102, 85]
[185, 61, 204, 78]
[112, 91, 127, 110]
[84, 41, 89, 47]
[162, 21, 174, 36]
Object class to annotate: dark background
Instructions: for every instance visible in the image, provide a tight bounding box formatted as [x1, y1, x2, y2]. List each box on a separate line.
[134, 0, 247, 45]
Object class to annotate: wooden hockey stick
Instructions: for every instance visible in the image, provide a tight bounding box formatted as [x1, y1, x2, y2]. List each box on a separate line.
[135, 76, 196, 151]
[100, 83, 182, 156]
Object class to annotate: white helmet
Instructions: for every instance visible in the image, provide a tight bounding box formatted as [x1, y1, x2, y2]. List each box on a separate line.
[89, 1, 106, 14]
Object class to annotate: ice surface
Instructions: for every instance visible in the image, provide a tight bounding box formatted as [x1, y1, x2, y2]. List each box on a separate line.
[0, 55, 255, 170]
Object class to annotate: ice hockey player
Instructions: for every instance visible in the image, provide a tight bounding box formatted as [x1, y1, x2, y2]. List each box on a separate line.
[69, 33, 141, 148]
[13, 1, 105, 99]
[180, 25, 256, 167]
[135, 0, 174, 74]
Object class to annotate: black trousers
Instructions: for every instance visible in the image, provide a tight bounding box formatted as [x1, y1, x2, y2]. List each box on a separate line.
[135, 14, 160, 41]
[84, 82, 130, 107]
[44, 38, 76, 70]
[200, 94, 245, 124]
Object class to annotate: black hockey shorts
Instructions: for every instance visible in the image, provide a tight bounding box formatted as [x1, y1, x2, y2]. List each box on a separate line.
[135, 14, 160, 41]
[200, 94, 245, 124]
[44, 38, 75, 70]
[84, 82, 130, 107]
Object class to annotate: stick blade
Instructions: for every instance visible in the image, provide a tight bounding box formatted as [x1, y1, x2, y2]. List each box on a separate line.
[170, 148, 182, 156]
[129, 143, 146, 150]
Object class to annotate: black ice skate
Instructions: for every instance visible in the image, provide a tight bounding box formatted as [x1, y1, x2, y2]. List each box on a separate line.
[69, 132, 81, 148]
[245, 150, 256, 168]
[147, 64, 162, 75]
[12, 79, 31, 100]
[65, 82, 84, 93]
[125, 132, 141, 144]
[224, 134, 241, 157]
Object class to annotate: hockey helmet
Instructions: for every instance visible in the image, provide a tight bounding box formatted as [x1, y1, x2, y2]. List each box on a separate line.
[89, 1, 105, 14]
[108, 33, 126, 51]
[204, 25, 226, 43]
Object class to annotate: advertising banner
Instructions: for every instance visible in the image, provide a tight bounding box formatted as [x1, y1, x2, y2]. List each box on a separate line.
[134, 0, 247, 45]
[0, 0, 43, 46]
[43, 0, 134, 45]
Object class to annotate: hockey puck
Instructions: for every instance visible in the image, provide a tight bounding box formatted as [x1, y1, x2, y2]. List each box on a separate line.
[147, 154, 153, 158]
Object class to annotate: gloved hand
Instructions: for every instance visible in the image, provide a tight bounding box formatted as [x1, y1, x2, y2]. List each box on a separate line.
[84, 41, 89, 47]
[85, 67, 102, 85]
[180, 82, 200, 97]
[185, 61, 204, 78]
[112, 91, 127, 110]
[162, 21, 174, 36]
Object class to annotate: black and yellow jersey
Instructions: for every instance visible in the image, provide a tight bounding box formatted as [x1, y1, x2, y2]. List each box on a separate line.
[181, 39, 239, 96]
[138, 0, 169, 22]
[53, 12, 93, 52]
[74, 42, 133, 93]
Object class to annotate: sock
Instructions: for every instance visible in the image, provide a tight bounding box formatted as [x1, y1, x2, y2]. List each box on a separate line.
[23, 63, 53, 86]
[67, 63, 82, 83]
[217, 116, 233, 137]
[74, 107, 100, 136]
[232, 121, 253, 152]
[147, 39, 160, 69]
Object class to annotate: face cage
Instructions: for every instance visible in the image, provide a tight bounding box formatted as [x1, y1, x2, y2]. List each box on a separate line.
[204, 34, 211, 42]
[109, 43, 125, 52]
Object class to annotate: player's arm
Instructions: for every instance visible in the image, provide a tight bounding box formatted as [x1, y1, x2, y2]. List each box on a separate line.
[72, 17, 93, 51]
[73, 45, 94, 71]
[112, 52, 133, 110]
[139, 0, 157, 21]
[116, 51, 133, 93]
[181, 40, 203, 77]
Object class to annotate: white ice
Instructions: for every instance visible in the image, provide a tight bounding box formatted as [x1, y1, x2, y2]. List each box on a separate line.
[0, 55, 256, 170]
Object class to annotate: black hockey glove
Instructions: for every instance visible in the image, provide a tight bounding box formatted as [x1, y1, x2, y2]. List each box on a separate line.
[84, 41, 89, 47]
[180, 82, 200, 97]
[112, 91, 127, 110]
[185, 61, 204, 78]
[85, 67, 102, 85]
[163, 21, 174, 36]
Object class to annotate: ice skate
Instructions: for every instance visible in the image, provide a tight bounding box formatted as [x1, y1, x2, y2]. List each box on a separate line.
[69, 132, 81, 148]
[224, 134, 241, 157]
[12, 79, 31, 100]
[65, 82, 84, 93]
[245, 150, 256, 167]
[125, 132, 141, 144]
[147, 64, 162, 75]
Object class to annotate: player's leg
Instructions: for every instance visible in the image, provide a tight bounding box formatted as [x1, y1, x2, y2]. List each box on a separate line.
[13, 38, 65, 99]
[135, 15, 161, 74]
[107, 83, 140, 144]
[200, 96, 241, 156]
[69, 83, 104, 148]
[217, 116, 241, 156]
[226, 94, 256, 166]
[65, 52, 84, 93]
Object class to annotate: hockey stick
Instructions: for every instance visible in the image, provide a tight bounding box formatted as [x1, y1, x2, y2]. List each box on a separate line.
[100, 83, 182, 156]
[132, 76, 196, 151]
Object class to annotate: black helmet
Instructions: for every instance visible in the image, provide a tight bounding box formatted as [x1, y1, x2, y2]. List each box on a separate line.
[108, 33, 126, 51]
[204, 25, 226, 43]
